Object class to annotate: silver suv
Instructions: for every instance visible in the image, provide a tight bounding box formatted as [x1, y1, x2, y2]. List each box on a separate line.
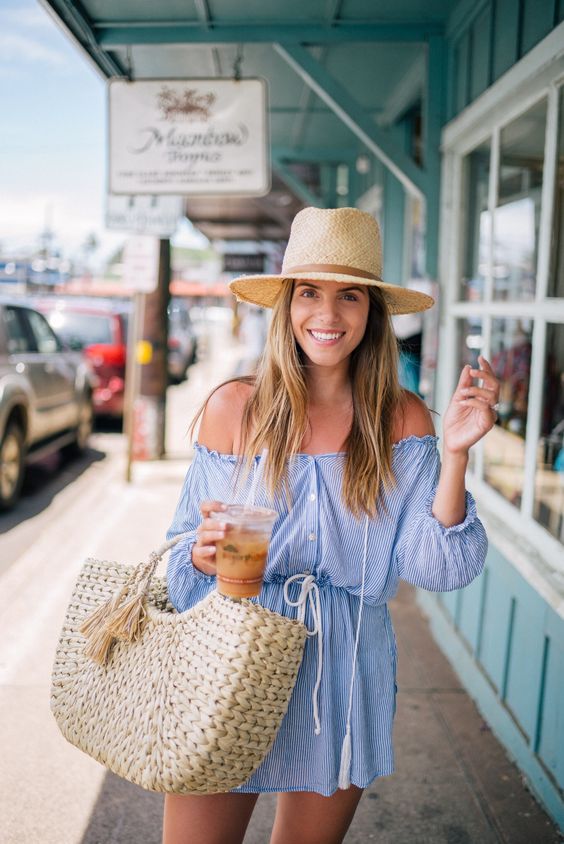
[0, 297, 94, 510]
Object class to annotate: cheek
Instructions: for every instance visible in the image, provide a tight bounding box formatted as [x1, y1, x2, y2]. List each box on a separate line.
[351, 305, 370, 341]
[290, 299, 306, 334]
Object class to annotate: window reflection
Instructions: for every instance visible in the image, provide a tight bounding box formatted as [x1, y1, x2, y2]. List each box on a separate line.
[535, 324, 564, 543]
[493, 98, 547, 301]
[461, 140, 490, 302]
[484, 318, 533, 506]
[548, 86, 564, 298]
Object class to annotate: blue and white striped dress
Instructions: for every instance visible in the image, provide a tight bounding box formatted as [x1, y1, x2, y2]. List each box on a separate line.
[166, 435, 488, 796]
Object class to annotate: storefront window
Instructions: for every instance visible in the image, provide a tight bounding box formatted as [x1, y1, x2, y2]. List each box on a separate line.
[493, 98, 547, 302]
[534, 324, 564, 542]
[484, 318, 533, 507]
[548, 86, 564, 298]
[461, 140, 490, 302]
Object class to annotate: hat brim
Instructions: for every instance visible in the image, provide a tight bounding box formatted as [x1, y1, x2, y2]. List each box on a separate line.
[229, 273, 434, 315]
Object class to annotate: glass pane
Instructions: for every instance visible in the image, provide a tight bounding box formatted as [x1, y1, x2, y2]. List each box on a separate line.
[484, 317, 533, 506]
[493, 98, 547, 301]
[25, 309, 59, 354]
[548, 86, 564, 298]
[46, 311, 113, 347]
[461, 139, 490, 302]
[458, 317, 484, 471]
[534, 324, 564, 543]
[3, 307, 32, 354]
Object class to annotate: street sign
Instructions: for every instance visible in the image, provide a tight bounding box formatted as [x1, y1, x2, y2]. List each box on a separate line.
[106, 194, 183, 236]
[109, 78, 270, 196]
[222, 253, 265, 273]
[122, 236, 160, 293]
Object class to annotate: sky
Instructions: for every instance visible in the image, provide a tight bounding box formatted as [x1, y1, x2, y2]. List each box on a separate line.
[0, 0, 205, 270]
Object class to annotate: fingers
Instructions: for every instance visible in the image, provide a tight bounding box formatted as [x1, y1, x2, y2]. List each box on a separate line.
[200, 500, 227, 518]
[460, 385, 496, 404]
[195, 519, 226, 552]
[192, 504, 227, 575]
[457, 364, 474, 389]
[459, 397, 499, 418]
[469, 355, 498, 390]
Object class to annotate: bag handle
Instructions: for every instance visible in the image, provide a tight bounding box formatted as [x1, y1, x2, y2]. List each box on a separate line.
[124, 532, 191, 594]
[81, 531, 190, 666]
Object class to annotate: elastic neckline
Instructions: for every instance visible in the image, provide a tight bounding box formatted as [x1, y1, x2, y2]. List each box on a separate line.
[193, 434, 438, 461]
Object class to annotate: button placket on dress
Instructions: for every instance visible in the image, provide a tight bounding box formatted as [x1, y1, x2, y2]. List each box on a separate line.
[304, 457, 320, 573]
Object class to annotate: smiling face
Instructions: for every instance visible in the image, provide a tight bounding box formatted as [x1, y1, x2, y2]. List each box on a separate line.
[289, 279, 370, 370]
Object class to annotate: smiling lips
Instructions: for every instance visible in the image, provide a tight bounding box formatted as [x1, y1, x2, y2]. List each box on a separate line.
[307, 329, 346, 345]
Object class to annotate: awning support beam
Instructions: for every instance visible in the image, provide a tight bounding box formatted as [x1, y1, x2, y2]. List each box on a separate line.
[271, 156, 326, 208]
[274, 44, 427, 199]
[96, 22, 443, 47]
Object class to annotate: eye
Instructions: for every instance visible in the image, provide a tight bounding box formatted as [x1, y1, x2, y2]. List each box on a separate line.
[299, 287, 317, 298]
[341, 293, 359, 302]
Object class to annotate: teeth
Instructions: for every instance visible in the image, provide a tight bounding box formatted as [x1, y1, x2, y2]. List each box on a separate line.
[310, 331, 343, 341]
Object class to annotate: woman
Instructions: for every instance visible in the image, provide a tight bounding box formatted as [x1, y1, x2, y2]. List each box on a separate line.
[164, 207, 498, 844]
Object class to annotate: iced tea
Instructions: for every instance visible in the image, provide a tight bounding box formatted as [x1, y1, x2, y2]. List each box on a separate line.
[212, 506, 277, 599]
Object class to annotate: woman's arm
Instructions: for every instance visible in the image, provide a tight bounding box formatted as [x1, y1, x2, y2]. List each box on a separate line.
[396, 355, 500, 529]
[434, 356, 499, 526]
[191, 380, 253, 573]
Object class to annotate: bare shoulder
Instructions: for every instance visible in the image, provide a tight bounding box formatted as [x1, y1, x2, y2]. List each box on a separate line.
[392, 389, 436, 443]
[197, 380, 254, 454]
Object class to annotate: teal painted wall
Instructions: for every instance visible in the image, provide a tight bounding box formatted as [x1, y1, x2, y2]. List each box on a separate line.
[418, 547, 564, 828]
[448, 0, 563, 120]
[382, 169, 405, 284]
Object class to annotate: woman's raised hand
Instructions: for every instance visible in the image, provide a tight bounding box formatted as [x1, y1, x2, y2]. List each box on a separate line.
[191, 500, 227, 575]
[442, 355, 501, 455]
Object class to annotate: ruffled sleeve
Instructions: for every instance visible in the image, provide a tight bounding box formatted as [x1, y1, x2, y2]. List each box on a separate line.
[394, 437, 488, 592]
[166, 444, 240, 610]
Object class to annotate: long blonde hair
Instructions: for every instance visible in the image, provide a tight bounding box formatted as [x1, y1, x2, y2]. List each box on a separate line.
[194, 282, 405, 517]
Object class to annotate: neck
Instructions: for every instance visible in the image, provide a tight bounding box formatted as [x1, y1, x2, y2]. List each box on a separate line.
[303, 362, 352, 407]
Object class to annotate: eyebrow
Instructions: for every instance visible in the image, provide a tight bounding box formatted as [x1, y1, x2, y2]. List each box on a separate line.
[294, 282, 367, 294]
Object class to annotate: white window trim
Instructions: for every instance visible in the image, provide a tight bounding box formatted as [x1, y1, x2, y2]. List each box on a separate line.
[438, 23, 564, 615]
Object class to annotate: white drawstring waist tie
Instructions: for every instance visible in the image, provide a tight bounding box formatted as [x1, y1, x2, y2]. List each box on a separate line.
[283, 573, 323, 736]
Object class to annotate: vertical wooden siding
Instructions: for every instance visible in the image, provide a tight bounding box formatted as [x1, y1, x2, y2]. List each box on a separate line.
[448, 0, 564, 119]
[419, 547, 564, 825]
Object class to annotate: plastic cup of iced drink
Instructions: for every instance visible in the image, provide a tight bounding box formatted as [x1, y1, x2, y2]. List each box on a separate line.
[211, 505, 277, 599]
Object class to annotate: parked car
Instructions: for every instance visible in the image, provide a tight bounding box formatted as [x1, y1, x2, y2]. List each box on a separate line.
[168, 298, 198, 383]
[34, 298, 130, 419]
[0, 297, 94, 510]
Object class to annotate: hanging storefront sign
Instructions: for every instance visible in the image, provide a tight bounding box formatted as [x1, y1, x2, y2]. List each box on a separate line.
[106, 194, 183, 236]
[109, 78, 269, 197]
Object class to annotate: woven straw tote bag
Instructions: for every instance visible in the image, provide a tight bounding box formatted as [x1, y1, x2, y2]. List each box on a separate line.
[50, 535, 307, 794]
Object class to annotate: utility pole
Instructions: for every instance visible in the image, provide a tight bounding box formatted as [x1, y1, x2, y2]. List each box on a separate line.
[139, 238, 170, 458]
[123, 236, 170, 480]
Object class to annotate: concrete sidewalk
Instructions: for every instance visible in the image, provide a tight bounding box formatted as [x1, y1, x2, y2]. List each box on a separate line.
[3, 322, 561, 843]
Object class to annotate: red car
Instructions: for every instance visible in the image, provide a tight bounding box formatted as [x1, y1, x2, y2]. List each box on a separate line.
[36, 298, 129, 419]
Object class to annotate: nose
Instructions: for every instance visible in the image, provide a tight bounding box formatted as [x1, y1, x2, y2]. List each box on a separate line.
[317, 296, 340, 324]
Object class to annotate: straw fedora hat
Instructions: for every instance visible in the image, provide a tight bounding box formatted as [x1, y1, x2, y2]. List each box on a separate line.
[228, 206, 434, 315]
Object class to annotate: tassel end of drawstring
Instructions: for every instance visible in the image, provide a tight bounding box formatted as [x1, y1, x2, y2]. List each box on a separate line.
[338, 728, 352, 790]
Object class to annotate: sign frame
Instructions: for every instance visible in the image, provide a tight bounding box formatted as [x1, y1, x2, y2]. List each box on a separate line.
[108, 77, 270, 198]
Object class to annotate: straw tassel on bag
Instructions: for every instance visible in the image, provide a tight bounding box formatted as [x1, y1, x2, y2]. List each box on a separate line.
[79, 554, 157, 664]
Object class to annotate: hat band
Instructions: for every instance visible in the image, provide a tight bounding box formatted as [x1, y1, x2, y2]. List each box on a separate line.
[284, 263, 381, 282]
